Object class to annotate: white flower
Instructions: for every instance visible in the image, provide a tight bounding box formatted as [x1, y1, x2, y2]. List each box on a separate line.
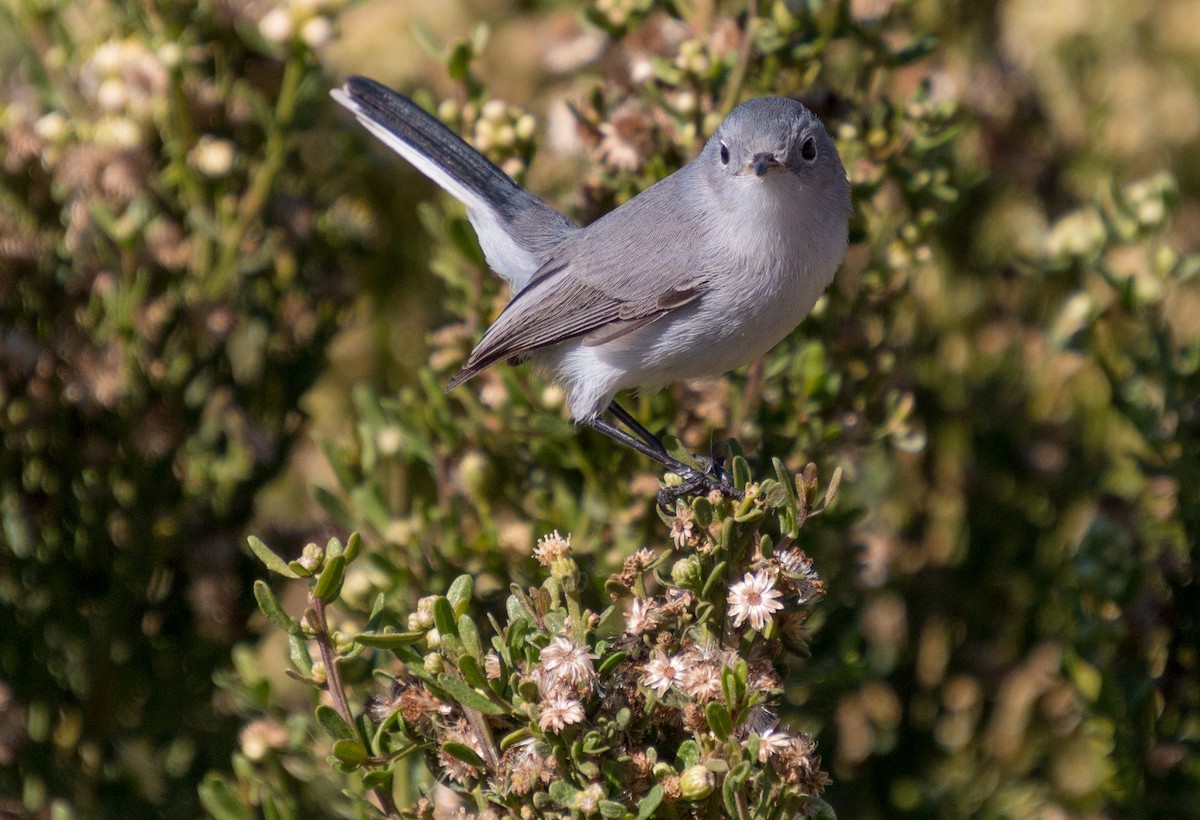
[625, 598, 655, 635]
[755, 726, 793, 762]
[189, 136, 235, 177]
[641, 649, 687, 696]
[727, 570, 785, 631]
[538, 637, 597, 687]
[258, 8, 295, 44]
[537, 694, 585, 732]
[533, 530, 571, 565]
[300, 16, 333, 49]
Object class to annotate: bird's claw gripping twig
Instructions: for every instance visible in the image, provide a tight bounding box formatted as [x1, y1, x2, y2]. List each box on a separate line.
[656, 457, 744, 515]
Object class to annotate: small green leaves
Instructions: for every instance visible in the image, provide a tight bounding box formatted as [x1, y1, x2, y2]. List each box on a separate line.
[435, 674, 506, 715]
[247, 535, 299, 578]
[636, 784, 664, 820]
[432, 596, 457, 637]
[705, 701, 733, 741]
[354, 630, 426, 649]
[331, 738, 369, 767]
[253, 581, 295, 633]
[441, 741, 485, 768]
[313, 555, 346, 603]
[316, 705, 356, 742]
[446, 574, 474, 616]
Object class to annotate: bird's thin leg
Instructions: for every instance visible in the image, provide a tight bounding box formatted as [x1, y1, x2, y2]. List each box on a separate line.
[607, 402, 669, 456]
[585, 414, 743, 513]
[585, 415, 684, 471]
[609, 401, 729, 483]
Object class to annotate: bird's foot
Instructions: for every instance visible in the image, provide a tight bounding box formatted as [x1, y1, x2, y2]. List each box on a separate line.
[656, 458, 745, 515]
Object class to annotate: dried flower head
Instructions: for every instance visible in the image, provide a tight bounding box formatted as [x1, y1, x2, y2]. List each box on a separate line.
[239, 718, 289, 761]
[438, 720, 487, 783]
[533, 530, 572, 565]
[625, 597, 657, 635]
[538, 636, 597, 689]
[728, 570, 785, 631]
[641, 649, 688, 696]
[671, 505, 697, 548]
[755, 726, 794, 762]
[537, 693, 586, 733]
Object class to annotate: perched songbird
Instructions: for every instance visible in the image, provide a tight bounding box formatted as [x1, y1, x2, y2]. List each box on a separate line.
[333, 78, 851, 507]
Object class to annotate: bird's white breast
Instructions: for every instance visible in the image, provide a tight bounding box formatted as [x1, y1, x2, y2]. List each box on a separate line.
[532, 171, 847, 419]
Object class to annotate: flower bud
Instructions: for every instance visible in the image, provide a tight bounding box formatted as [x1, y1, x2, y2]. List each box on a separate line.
[424, 652, 444, 675]
[679, 764, 715, 800]
[297, 542, 324, 573]
[671, 556, 703, 588]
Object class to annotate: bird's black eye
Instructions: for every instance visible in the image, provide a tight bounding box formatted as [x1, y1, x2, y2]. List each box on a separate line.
[719, 142, 730, 165]
[801, 137, 817, 162]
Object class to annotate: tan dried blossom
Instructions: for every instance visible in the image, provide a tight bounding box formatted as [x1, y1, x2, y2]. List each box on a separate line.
[438, 719, 487, 783]
[755, 726, 794, 762]
[533, 530, 572, 565]
[502, 736, 554, 796]
[670, 505, 697, 548]
[641, 649, 687, 696]
[624, 547, 657, 574]
[659, 588, 693, 619]
[775, 732, 831, 795]
[539, 636, 597, 688]
[728, 570, 785, 631]
[625, 598, 656, 635]
[680, 659, 723, 702]
[537, 693, 586, 733]
[238, 718, 289, 761]
[479, 653, 500, 682]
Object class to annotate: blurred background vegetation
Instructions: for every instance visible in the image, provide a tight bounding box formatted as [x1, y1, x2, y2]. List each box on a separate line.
[1, 0, 1197, 817]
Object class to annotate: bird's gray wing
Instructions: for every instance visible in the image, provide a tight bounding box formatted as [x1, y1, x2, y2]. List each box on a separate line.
[446, 172, 709, 388]
[331, 76, 576, 289]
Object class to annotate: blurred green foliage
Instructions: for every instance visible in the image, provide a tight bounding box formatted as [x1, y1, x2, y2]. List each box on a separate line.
[2, 0, 1198, 817]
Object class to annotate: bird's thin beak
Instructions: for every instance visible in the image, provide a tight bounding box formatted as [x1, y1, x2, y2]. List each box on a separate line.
[743, 152, 785, 177]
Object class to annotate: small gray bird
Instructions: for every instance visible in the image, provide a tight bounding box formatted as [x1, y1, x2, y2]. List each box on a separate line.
[332, 77, 851, 507]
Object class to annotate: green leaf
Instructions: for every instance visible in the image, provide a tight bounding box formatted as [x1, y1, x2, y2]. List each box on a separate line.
[447, 574, 474, 616]
[675, 739, 699, 769]
[701, 561, 728, 599]
[457, 614, 482, 658]
[198, 773, 252, 820]
[288, 633, 313, 677]
[636, 784, 664, 820]
[706, 702, 733, 741]
[316, 704, 356, 741]
[332, 738, 369, 766]
[436, 674, 506, 715]
[459, 654, 489, 689]
[732, 454, 752, 488]
[354, 631, 426, 649]
[549, 779, 579, 807]
[598, 800, 627, 817]
[253, 580, 296, 633]
[361, 769, 392, 790]
[313, 554, 346, 603]
[247, 536, 299, 578]
[344, 531, 362, 563]
[432, 597, 457, 638]
[500, 727, 533, 751]
[598, 650, 628, 676]
[441, 740, 485, 768]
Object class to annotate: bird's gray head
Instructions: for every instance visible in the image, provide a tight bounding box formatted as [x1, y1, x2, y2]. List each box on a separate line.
[701, 97, 849, 212]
